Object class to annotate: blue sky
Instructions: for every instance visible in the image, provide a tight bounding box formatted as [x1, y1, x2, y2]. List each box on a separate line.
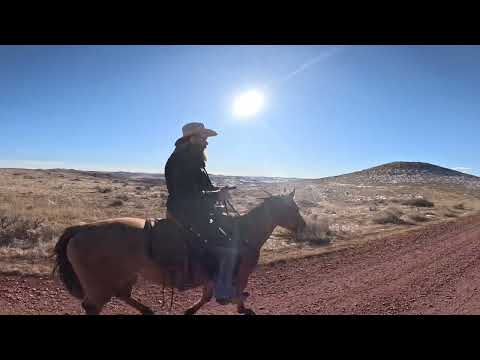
[0, 45, 479, 178]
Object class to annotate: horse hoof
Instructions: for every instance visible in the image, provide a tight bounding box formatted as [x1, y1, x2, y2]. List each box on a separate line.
[238, 307, 256, 315]
[184, 308, 196, 315]
[216, 298, 231, 306]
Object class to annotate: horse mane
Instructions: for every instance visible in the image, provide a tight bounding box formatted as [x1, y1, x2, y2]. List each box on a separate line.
[233, 196, 278, 249]
[241, 196, 273, 220]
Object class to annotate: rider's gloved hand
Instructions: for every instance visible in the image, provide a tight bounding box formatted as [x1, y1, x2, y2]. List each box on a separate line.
[217, 187, 232, 202]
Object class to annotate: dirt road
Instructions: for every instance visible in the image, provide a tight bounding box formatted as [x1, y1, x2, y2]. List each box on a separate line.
[2, 214, 480, 315]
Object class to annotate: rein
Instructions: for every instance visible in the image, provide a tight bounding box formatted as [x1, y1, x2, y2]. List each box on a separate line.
[223, 199, 241, 217]
[221, 200, 253, 252]
[223, 199, 274, 253]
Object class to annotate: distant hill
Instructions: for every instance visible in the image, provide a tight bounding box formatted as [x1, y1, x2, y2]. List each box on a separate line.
[4, 162, 479, 188]
[43, 168, 299, 186]
[321, 162, 480, 186]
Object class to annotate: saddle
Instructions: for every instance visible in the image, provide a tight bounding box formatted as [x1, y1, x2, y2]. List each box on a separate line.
[144, 212, 237, 290]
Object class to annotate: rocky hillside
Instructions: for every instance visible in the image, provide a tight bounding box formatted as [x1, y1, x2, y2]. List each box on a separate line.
[323, 162, 480, 187]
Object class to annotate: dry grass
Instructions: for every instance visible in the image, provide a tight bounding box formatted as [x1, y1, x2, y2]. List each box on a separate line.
[401, 198, 435, 207]
[1, 168, 480, 275]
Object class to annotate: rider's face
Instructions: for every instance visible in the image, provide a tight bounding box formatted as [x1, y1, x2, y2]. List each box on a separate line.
[190, 135, 208, 149]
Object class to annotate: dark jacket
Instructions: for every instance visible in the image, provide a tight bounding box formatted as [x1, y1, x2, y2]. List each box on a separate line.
[165, 138, 219, 220]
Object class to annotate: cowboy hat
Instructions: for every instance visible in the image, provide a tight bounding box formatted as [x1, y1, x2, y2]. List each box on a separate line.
[178, 122, 218, 141]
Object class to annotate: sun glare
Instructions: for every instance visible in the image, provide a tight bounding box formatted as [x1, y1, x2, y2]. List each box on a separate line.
[233, 90, 265, 118]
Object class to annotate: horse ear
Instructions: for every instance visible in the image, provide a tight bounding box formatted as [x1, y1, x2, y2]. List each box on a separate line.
[289, 188, 295, 199]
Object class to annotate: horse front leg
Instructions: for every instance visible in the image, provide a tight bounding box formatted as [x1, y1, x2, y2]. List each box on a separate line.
[235, 272, 256, 315]
[184, 283, 214, 315]
[236, 302, 255, 315]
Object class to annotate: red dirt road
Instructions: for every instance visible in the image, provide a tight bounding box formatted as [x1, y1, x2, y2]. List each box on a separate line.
[2, 214, 480, 315]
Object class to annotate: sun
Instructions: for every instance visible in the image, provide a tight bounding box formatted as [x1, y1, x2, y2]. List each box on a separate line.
[232, 90, 265, 118]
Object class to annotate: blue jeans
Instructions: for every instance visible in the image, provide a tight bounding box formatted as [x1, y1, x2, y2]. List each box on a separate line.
[168, 205, 239, 302]
[213, 246, 239, 304]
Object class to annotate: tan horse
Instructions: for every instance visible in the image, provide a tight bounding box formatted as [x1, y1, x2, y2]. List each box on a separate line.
[52, 190, 305, 315]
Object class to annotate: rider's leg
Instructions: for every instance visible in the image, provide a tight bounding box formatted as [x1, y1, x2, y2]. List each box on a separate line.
[182, 210, 239, 304]
[212, 246, 237, 304]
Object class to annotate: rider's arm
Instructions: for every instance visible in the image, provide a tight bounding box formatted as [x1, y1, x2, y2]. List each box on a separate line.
[167, 162, 202, 200]
[201, 168, 219, 191]
[200, 188, 221, 199]
[173, 163, 221, 202]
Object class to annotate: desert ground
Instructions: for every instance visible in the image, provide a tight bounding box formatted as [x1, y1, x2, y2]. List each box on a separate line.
[1, 162, 480, 314]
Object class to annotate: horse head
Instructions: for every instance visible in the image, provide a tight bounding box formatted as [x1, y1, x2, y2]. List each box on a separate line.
[264, 189, 306, 233]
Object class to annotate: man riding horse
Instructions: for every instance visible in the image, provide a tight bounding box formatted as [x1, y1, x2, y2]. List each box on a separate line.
[51, 122, 305, 314]
[164, 122, 238, 305]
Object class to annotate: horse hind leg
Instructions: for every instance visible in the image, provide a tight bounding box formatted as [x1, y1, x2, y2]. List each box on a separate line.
[237, 301, 256, 315]
[184, 283, 213, 315]
[236, 292, 256, 315]
[119, 296, 156, 315]
[81, 299, 104, 315]
[116, 279, 155, 315]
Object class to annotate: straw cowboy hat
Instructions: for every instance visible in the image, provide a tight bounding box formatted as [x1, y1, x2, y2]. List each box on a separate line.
[178, 122, 218, 142]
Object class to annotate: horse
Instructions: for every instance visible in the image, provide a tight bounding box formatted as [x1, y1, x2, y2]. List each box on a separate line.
[52, 189, 305, 315]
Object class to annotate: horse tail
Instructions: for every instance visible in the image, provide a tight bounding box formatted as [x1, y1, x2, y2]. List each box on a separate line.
[52, 225, 84, 299]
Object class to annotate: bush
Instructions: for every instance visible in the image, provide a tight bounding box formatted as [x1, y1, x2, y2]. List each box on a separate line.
[453, 203, 465, 210]
[96, 186, 112, 193]
[297, 199, 318, 208]
[444, 212, 458, 218]
[295, 217, 332, 245]
[0, 215, 54, 248]
[402, 198, 434, 208]
[116, 194, 129, 201]
[408, 213, 429, 223]
[373, 207, 407, 225]
[109, 200, 124, 207]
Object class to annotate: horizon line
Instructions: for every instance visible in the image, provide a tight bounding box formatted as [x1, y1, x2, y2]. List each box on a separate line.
[1, 162, 478, 180]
